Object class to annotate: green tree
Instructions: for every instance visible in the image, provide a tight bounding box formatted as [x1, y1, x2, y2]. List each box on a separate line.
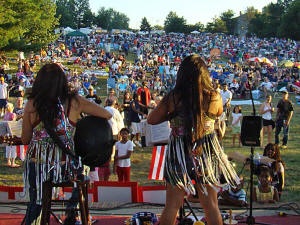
[220, 10, 235, 34]
[140, 17, 151, 32]
[244, 6, 259, 23]
[55, 0, 93, 28]
[152, 25, 163, 30]
[205, 17, 227, 33]
[55, 0, 74, 27]
[94, 7, 129, 30]
[164, 11, 187, 33]
[278, 0, 300, 40]
[0, 0, 59, 49]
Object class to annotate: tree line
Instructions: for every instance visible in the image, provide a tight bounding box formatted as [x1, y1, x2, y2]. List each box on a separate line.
[0, 0, 299, 50]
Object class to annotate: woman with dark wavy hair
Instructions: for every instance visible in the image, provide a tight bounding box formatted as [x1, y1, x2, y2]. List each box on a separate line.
[147, 55, 239, 225]
[263, 143, 285, 198]
[22, 63, 111, 225]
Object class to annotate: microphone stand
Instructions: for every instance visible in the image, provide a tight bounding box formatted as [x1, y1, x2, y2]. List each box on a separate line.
[240, 80, 273, 225]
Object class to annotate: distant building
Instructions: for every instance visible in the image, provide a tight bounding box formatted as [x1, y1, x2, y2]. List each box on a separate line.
[234, 12, 249, 37]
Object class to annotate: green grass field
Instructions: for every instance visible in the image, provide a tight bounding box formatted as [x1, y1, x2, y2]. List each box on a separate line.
[0, 51, 299, 203]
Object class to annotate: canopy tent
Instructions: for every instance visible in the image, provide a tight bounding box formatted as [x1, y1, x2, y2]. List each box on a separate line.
[66, 30, 87, 37]
[63, 27, 75, 35]
[65, 30, 88, 42]
[79, 28, 93, 35]
[191, 30, 200, 34]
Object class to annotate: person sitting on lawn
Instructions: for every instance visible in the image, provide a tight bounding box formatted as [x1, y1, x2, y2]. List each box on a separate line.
[263, 143, 285, 199]
[253, 166, 279, 204]
[218, 175, 248, 207]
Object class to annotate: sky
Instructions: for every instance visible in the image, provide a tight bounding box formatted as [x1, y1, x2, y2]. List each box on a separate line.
[89, 0, 277, 29]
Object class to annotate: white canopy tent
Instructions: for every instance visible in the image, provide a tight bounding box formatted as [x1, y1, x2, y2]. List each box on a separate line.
[63, 27, 75, 35]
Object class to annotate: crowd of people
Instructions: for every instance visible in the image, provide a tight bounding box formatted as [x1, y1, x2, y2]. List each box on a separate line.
[0, 30, 298, 224]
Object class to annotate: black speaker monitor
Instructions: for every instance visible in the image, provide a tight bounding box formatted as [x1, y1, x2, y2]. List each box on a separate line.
[240, 116, 263, 147]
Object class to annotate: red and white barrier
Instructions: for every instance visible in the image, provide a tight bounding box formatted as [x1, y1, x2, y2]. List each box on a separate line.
[0, 182, 166, 204]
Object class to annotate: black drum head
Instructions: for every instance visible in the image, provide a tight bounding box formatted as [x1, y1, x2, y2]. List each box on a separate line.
[74, 116, 114, 167]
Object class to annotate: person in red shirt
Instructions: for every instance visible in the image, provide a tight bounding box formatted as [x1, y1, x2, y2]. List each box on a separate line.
[137, 81, 151, 114]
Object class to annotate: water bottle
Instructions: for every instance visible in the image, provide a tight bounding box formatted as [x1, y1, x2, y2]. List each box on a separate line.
[253, 152, 261, 165]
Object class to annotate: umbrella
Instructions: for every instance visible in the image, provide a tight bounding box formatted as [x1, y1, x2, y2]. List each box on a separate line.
[282, 60, 294, 67]
[262, 57, 273, 66]
[295, 62, 300, 68]
[249, 57, 263, 63]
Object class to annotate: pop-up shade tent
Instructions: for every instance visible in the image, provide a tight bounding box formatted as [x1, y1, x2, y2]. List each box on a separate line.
[65, 30, 88, 42]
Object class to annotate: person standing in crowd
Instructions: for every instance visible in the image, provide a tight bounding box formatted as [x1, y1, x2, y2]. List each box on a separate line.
[85, 85, 102, 105]
[113, 128, 134, 182]
[130, 93, 146, 148]
[105, 88, 118, 104]
[122, 91, 132, 129]
[137, 81, 151, 114]
[0, 77, 8, 117]
[260, 95, 275, 147]
[105, 99, 124, 140]
[220, 83, 232, 124]
[231, 105, 243, 148]
[4, 103, 18, 167]
[275, 90, 294, 149]
[147, 55, 239, 225]
[21, 63, 112, 225]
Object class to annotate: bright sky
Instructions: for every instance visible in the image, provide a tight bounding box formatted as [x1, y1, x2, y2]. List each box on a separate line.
[89, 0, 277, 29]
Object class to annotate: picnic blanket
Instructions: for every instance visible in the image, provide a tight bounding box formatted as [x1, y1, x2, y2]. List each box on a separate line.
[231, 100, 261, 105]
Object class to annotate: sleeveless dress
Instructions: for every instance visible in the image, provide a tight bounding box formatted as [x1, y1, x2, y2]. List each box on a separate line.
[165, 109, 240, 195]
[255, 185, 274, 202]
[23, 104, 79, 205]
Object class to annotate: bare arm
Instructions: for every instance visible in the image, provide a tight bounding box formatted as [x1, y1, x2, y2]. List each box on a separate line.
[273, 188, 279, 202]
[21, 101, 34, 144]
[115, 150, 132, 160]
[259, 103, 265, 115]
[76, 95, 112, 119]
[286, 111, 293, 125]
[147, 98, 169, 125]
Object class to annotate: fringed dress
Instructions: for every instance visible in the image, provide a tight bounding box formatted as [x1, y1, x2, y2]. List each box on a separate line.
[23, 112, 78, 205]
[165, 113, 240, 195]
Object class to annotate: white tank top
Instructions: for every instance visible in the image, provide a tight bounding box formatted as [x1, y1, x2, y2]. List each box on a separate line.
[262, 103, 272, 120]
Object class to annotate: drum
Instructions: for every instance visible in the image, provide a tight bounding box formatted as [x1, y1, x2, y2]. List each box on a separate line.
[74, 116, 114, 167]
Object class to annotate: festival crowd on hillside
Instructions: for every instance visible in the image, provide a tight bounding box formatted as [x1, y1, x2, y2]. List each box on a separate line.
[0, 31, 298, 204]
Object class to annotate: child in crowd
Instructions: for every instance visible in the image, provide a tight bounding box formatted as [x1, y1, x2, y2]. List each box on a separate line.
[263, 143, 285, 198]
[4, 103, 18, 167]
[219, 175, 248, 207]
[253, 166, 279, 204]
[114, 128, 134, 182]
[231, 105, 243, 147]
[3, 103, 16, 121]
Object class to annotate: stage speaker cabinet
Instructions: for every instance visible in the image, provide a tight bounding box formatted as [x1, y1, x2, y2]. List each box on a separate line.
[241, 116, 263, 147]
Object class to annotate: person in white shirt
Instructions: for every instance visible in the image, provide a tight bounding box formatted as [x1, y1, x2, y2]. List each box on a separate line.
[0, 77, 8, 117]
[260, 77, 273, 97]
[105, 99, 124, 138]
[220, 83, 232, 122]
[113, 128, 134, 182]
[232, 105, 243, 147]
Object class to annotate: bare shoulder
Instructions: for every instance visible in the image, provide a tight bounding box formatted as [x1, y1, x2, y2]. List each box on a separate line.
[70, 95, 81, 110]
[24, 99, 36, 113]
[210, 91, 222, 102]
